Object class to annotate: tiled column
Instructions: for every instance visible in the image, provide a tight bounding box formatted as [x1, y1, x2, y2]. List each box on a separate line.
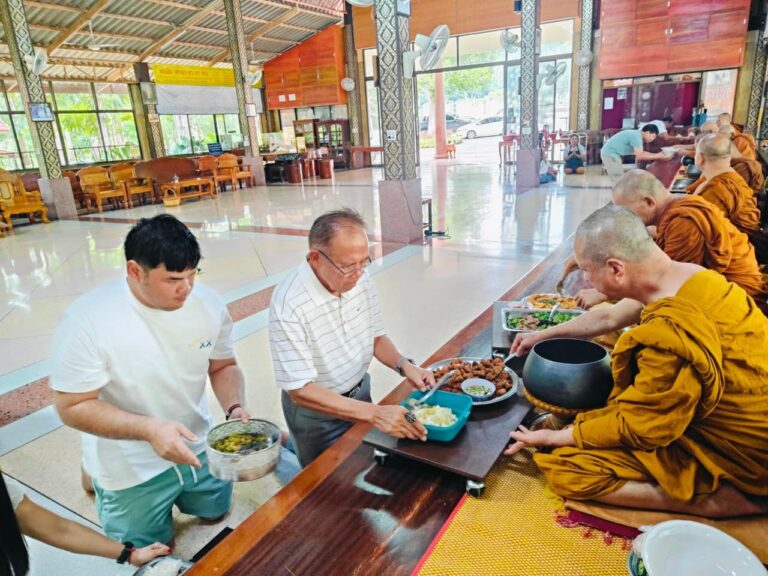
[344, 10, 362, 146]
[129, 83, 164, 159]
[576, 0, 594, 131]
[515, 0, 541, 191]
[223, 0, 265, 185]
[0, 0, 76, 219]
[375, 0, 422, 243]
[746, 26, 766, 137]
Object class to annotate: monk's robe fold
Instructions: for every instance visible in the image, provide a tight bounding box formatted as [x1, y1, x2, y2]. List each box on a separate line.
[656, 195, 765, 302]
[732, 133, 757, 160]
[693, 171, 760, 234]
[731, 157, 764, 193]
[535, 271, 768, 501]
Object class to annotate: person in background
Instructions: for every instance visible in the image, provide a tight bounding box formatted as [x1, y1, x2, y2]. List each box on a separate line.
[0, 474, 169, 575]
[600, 124, 667, 183]
[563, 134, 586, 175]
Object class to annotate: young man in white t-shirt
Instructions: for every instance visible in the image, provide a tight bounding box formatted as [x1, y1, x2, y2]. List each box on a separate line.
[51, 215, 250, 547]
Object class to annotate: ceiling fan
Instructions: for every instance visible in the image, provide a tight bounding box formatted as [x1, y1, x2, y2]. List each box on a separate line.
[64, 20, 120, 52]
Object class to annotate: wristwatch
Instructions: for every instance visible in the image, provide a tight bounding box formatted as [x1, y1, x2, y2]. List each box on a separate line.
[395, 356, 414, 377]
[116, 541, 134, 565]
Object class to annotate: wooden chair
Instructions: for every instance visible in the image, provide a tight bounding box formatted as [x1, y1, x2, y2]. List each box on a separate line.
[77, 166, 127, 213]
[225, 154, 256, 188]
[214, 154, 239, 191]
[194, 155, 229, 193]
[109, 163, 155, 207]
[0, 168, 49, 231]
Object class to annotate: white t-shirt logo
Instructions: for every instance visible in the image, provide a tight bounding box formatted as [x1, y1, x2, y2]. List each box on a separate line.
[199, 339, 212, 349]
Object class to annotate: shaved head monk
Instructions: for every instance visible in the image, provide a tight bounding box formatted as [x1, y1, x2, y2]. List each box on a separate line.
[719, 123, 757, 160]
[675, 122, 718, 157]
[699, 121, 718, 134]
[692, 134, 761, 236]
[729, 143, 764, 193]
[716, 112, 734, 129]
[507, 205, 768, 518]
[612, 170, 766, 309]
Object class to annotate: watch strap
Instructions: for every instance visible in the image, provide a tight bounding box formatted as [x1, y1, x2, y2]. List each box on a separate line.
[396, 356, 414, 377]
[116, 541, 134, 564]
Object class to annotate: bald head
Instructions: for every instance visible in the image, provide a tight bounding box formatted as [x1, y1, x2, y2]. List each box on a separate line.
[612, 169, 669, 203]
[717, 112, 732, 127]
[718, 124, 736, 138]
[575, 205, 656, 266]
[697, 133, 731, 161]
[699, 121, 718, 134]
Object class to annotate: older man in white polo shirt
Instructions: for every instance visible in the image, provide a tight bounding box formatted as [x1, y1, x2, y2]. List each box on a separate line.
[269, 208, 434, 467]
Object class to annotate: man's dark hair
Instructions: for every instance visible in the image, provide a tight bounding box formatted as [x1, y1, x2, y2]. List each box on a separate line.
[641, 124, 659, 135]
[662, 115, 674, 124]
[309, 208, 366, 249]
[124, 214, 201, 271]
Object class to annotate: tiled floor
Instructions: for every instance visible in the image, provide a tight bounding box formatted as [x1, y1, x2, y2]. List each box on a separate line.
[0, 142, 614, 574]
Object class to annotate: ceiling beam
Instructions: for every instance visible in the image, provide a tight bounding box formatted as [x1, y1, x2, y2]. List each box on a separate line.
[142, 0, 199, 10]
[29, 23, 65, 33]
[96, 12, 175, 27]
[171, 40, 227, 50]
[106, 0, 222, 81]
[249, 0, 343, 19]
[190, 25, 228, 35]
[68, 29, 155, 43]
[210, 10, 314, 33]
[48, 0, 117, 54]
[207, 6, 299, 65]
[24, 1, 80, 13]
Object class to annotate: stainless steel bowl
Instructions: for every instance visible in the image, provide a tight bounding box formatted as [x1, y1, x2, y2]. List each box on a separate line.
[522, 338, 612, 411]
[205, 419, 281, 482]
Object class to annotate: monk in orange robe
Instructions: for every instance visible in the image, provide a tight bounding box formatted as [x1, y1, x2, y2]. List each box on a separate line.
[730, 148, 764, 193]
[507, 205, 768, 517]
[689, 134, 761, 234]
[676, 122, 718, 159]
[720, 124, 757, 160]
[612, 170, 766, 308]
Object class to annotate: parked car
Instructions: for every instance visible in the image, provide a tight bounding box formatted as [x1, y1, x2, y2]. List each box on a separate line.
[455, 116, 504, 139]
[419, 113, 473, 133]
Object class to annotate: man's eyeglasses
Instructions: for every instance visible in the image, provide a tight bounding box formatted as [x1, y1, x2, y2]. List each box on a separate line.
[316, 249, 372, 277]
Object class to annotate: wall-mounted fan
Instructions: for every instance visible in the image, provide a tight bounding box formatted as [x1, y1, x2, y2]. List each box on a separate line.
[23, 48, 48, 75]
[402, 24, 450, 79]
[340, 77, 356, 92]
[574, 49, 593, 67]
[500, 30, 520, 53]
[245, 68, 262, 85]
[538, 61, 567, 88]
[64, 21, 120, 51]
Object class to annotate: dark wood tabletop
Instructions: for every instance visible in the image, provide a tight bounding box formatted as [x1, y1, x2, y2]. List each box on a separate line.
[186, 237, 574, 576]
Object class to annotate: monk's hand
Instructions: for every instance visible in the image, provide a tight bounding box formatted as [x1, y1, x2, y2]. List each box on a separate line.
[373, 405, 428, 442]
[510, 331, 544, 356]
[504, 425, 575, 456]
[402, 362, 435, 392]
[557, 255, 579, 288]
[575, 288, 608, 309]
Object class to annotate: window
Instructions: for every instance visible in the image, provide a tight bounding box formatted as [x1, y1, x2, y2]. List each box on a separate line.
[100, 111, 140, 161]
[188, 115, 217, 154]
[160, 115, 192, 155]
[0, 114, 21, 170]
[540, 20, 574, 58]
[95, 83, 132, 110]
[458, 31, 506, 66]
[12, 114, 37, 169]
[53, 82, 95, 111]
[58, 112, 105, 164]
[365, 80, 381, 146]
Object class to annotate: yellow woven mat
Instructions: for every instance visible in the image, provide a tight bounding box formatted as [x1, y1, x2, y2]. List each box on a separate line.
[415, 452, 630, 576]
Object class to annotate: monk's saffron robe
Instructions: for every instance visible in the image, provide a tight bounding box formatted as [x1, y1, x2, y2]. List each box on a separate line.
[693, 171, 760, 235]
[732, 133, 757, 160]
[731, 157, 764, 193]
[536, 270, 768, 501]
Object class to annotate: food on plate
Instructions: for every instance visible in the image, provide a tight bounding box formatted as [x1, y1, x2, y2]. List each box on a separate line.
[464, 384, 493, 396]
[506, 311, 576, 331]
[433, 358, 514, 399]
[526, 294, 580, 310]
[211, 432, 271, 454]
[144, 558, 183, 576]
[413, 405, 457, 427]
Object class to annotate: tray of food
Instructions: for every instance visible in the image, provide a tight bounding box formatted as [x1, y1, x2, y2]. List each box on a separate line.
[524, 293, 581, 310]
[502, 308, 583, 333]
[426, 357, 519, 406]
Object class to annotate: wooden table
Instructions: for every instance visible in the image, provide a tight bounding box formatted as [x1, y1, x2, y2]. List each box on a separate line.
[186, 238, 573, 576]
[160, 177, 215, 204]
[646, 156, 683, 189]
[350, 146, 384, 169]
[498, 139, 519, 166]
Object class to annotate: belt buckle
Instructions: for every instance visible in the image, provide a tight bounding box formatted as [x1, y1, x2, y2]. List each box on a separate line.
[346, 382, 361, 398]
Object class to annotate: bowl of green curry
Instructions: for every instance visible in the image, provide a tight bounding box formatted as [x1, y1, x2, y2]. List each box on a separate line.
[206, 419, 281, 481]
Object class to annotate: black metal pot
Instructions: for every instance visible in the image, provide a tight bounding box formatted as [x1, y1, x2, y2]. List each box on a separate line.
[522, 338, 613, 410]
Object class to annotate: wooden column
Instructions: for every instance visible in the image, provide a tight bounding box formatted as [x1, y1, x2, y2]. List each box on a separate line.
[515, 0, 541, 191]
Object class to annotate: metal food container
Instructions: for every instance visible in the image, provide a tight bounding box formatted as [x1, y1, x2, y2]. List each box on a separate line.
[205, 419, 281, 482]
[501, 307, 583, 336]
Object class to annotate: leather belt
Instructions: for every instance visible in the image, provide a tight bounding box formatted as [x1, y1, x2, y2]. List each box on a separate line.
[340, 379, 364, 398]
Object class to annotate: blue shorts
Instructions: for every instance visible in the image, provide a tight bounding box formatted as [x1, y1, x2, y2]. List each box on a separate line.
[93, 451, 232, 546]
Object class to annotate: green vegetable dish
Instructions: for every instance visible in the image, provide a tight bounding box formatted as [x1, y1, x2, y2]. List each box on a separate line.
[212, 433, 271, 454]
[506, 311, 577, 331]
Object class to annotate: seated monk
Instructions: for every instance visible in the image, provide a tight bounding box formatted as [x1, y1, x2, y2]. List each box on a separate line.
[685, 141, 764, 195]
[689, 134, 761, 236]
[719, 124, 757, 160]
[568, 170, 768, 312]
[506, 205, 768, 518]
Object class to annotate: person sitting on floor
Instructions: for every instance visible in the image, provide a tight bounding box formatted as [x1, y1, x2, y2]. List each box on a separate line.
[0, 473, 169, 574]
[719, 123, 757, 160]
[563, 134, 586, 175]
[506, 205, 768, 518]
[572, 170, 767, 312]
